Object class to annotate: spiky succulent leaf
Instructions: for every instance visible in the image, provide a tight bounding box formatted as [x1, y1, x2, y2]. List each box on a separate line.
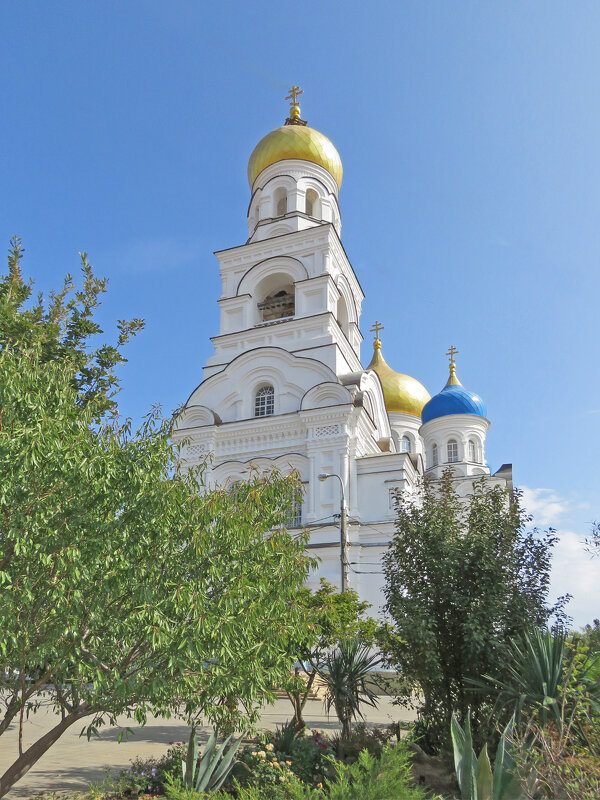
[182, 726, 198, 788]
[194, 728, 219, 791]
[476, 743, 493, 800]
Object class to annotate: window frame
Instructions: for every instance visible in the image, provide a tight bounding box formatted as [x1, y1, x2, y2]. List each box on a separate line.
[447, 439, 459, 463]
[254, 385, 275, 417]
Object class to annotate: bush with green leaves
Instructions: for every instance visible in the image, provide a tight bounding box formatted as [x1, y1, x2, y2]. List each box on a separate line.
[379, 473, 568, 754]
[324, 742, 435, 800]
[330, 722, 392, 763]
[280, 580, 378, 729]
[231, 743, 302, 797]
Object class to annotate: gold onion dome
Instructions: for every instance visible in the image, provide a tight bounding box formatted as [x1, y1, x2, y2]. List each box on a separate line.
[247, 86, 343, 189]
[366, 328, 431, 417]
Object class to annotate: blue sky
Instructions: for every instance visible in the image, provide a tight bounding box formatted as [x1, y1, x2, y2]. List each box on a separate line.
[2, 1, 598, 625]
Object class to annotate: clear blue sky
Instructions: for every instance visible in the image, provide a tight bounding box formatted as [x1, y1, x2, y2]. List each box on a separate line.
[2, 1, 598, 625]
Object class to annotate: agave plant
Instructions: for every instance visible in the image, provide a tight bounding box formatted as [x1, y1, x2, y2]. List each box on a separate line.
[317, 639, 380, 741]
[451, 712, 525, 800]
[180, 725, 243, 793]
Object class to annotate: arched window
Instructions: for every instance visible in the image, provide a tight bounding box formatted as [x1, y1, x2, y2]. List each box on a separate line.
[447, 439, 458, 463]
[254, 385, 274, 417]
[285, 497, 303, 528]
[257, 286, 295, 322]
[336, 294, 349, 337]
[468, 440, 476, 462]
[274, 187, 287, 217]
[305, 188, 319, 217]
[432, 443, 438, 466]
[401, 435, 411, 453]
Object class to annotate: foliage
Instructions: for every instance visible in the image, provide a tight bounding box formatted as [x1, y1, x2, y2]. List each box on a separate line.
[317, 640, 380, 742]
[0, 249, 314, 796]
[572, 619, 600, 668]
[232, 742, 305, 797]
[513, 641, 600, 800]
[324, 742, 434, 800]
[481, 628, 600, 733]
[451, 712, 526, 800]
[329, 722, 392, 762]
[379, 472, 568, 754]
[181, 727, 242, 792]
[0, 237, 143, 419]
[281, 580, 378, 728]
[584, 521, 600, 558]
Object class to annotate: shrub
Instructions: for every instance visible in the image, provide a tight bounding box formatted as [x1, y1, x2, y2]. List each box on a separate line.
[116, 742, 186, 794]
[324, 742, 434, 800]
[330, 723, 392, 761]
[232, 744, 300, 796]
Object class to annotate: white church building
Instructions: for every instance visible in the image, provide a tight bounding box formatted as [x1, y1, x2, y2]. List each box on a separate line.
[174, 89, 512, 612]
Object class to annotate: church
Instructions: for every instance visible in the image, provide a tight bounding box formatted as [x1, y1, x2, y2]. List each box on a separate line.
[174, 88, 512, 612]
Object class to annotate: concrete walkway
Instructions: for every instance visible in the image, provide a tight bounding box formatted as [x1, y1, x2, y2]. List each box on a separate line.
[1, 698, 414, 798]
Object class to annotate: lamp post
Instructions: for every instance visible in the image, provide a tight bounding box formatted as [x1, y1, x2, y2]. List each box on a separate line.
[318, 472, 348, 592]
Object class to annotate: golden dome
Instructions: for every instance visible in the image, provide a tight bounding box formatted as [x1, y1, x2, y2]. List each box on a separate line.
[366, 339, 431, 417]
[248, 122, 343, 189]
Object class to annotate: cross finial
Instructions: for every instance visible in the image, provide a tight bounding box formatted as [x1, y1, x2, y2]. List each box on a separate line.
[446, 345, 459, 365]
[286, 85, 303, 106]
[370, 321, 384, 341]
[445, 345, 461, 386]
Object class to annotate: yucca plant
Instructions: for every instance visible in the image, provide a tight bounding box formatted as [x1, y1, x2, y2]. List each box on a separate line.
[179, 726, 243, 793]
[317, 639, 380, 743]
[451, 712, 525, 800]
[482, 629, 600, 731]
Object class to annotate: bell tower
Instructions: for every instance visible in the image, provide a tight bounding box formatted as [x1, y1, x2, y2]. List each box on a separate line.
[202, 88, 363, 382]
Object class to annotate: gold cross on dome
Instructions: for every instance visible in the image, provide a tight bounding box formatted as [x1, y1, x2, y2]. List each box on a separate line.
[286, 85, 303, 106]
[370, 321, 384, 340]
[446, 345, 459, 364]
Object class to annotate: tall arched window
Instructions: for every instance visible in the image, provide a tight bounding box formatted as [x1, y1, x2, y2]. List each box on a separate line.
[274, 187, 287, 217]
[468, 440, 476, 462]
[254, 385, 275, 417]
[447, 439, 458, 463]
[432, 443, 438, 466]
[401, 435, 411, 453]
[305, 188, 319, 217]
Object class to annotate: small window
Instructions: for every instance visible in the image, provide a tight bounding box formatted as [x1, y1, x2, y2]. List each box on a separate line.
[305, 188, 319, 217]
[401, 435, 411, 453]
[254, 385, 274, 417]
[432, 443, 438, 466]
[274, 187, 287, 217]
[285, 498, 303, 528]
[447, 439, 458, 463]
[468, 440, 476, 462]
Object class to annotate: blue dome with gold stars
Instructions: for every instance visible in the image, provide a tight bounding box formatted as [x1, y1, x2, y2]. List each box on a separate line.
[421, 349, 487, 424]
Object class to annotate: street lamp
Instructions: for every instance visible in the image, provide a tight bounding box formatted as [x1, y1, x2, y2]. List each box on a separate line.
[318, 472, 348, 592]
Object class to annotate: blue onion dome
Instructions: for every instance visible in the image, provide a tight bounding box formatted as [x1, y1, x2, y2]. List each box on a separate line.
[421, 349, 487, 424]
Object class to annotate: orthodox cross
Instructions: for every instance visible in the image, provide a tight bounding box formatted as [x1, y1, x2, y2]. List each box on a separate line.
[286, 85, 303, 106]
[446, 345, 459, 364]
[370, 321, 384, 341]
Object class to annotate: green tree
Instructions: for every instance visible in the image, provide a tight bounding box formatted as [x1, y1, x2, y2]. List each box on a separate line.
[281, 580, 378, 728]
[379, 472, 568, 755]
[0, 244, 313, 797]
[0, 236, 143, 417]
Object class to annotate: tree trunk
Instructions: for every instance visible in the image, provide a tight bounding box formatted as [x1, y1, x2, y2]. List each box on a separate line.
[0, 704, 90, 798]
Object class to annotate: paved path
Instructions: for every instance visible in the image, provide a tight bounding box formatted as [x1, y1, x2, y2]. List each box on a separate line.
[0, 698, 414, 798]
